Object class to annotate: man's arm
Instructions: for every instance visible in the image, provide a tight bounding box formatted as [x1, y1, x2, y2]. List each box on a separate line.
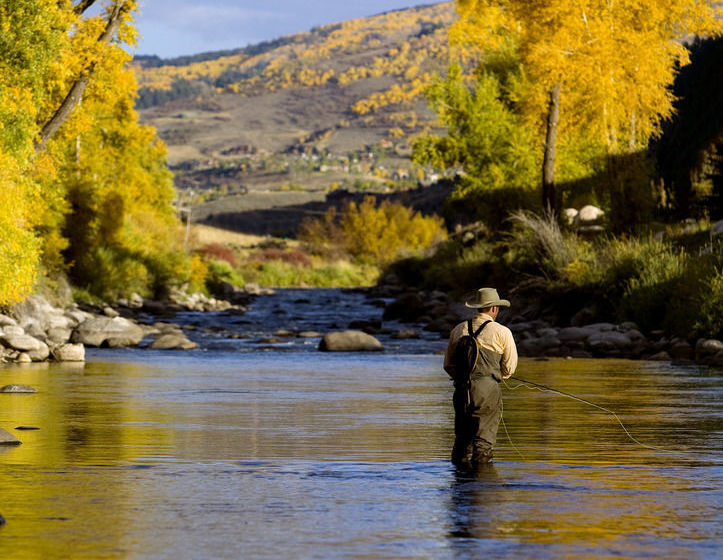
[443, 328, 459, 379]
[500, 328, 518, 379]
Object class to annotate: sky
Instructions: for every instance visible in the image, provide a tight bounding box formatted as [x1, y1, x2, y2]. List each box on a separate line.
[131, 1, 441, 59]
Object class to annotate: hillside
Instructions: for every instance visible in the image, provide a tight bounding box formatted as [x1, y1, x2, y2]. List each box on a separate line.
[133, 2, 456, 234]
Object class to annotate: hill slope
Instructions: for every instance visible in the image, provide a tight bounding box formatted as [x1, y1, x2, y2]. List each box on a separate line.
[133, 2, 456, 216]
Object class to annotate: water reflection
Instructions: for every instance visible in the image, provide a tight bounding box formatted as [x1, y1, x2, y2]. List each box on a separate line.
[0, 353, 720, 559]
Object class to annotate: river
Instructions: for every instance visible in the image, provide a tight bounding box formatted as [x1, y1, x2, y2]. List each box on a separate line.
[0, 289, 721, 559]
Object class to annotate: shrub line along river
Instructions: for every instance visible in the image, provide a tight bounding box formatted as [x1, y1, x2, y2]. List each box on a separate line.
[1, 288, 721, 559]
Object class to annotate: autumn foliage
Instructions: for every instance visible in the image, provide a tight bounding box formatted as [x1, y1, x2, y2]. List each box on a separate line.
[0, 1, 190, 304]
[299, 196, 447, 265]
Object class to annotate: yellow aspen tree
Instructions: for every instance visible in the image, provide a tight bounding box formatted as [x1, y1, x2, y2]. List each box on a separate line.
[454, 0, 722, 210]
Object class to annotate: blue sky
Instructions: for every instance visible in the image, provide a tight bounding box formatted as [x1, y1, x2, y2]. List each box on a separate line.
[132, 1, 441, 59]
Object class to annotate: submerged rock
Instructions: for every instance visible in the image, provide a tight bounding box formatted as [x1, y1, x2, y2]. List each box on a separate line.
[318, 330, 383, 352]
[0, 428, 21, 445]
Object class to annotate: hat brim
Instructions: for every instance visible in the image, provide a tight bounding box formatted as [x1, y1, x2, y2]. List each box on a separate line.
[465, 299, 510, 308]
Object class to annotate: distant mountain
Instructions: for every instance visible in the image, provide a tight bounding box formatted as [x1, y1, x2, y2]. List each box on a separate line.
[133, 2, 456, 199]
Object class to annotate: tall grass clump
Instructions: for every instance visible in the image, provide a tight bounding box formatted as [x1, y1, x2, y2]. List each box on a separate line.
[506, 209, 579, 278]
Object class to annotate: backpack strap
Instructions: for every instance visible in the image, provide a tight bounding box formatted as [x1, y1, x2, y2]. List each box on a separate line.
[472, 319, 492, 338]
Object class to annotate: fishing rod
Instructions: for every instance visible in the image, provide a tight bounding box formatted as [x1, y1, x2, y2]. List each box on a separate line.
[502, 376, 697, 456]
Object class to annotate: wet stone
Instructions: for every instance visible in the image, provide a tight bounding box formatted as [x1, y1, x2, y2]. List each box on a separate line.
[0, 384, 37, 393]
[0, 428, 21, 445]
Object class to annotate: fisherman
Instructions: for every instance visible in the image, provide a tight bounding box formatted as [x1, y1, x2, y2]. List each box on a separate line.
[444, 287, 518, 467]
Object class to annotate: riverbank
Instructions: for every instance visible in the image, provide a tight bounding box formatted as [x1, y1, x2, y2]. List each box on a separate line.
[372, 277, 723, 367]
[1, 280, 721, 368]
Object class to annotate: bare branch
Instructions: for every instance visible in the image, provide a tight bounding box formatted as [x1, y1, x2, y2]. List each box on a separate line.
[73, 0, 97, 15]
[36, 1, 130, 151]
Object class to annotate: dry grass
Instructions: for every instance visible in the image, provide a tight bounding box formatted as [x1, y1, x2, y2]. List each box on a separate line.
[188, 224, 292, 250]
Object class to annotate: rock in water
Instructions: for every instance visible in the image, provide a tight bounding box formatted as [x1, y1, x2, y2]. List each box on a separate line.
[51, 343, 85, 362]
[72, 316, 144, 347]
[149, 333, 198, 350]
[0, 428, 21, 445]
[318, 330, 383, 352]
[0, 384, 37, 393]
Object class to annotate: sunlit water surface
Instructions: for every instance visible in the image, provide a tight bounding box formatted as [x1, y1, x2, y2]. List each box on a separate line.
[1, 350, 720, 559]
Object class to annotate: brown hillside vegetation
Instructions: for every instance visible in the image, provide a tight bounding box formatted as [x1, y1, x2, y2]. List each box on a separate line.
[133, 2, 456, 234]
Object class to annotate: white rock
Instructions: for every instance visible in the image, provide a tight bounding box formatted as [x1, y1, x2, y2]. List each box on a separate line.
[577, 205, 605, 223]
[51, 343, 85, 362]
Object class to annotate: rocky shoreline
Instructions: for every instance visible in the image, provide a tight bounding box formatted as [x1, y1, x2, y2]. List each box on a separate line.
[0, 282, 264, 365]
[0, 278, 721, 367]
[367, 278, 723, 367]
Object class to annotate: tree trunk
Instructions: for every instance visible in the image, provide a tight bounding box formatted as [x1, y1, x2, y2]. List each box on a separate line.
[542, 82, 561, 211]
[35, 1, 128, 151]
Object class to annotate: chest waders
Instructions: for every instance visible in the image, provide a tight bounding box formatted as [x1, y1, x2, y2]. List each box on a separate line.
[452, 319, 504, 467]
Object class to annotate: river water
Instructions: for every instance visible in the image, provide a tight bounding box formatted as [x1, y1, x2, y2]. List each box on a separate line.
[0, 289, 721, 559]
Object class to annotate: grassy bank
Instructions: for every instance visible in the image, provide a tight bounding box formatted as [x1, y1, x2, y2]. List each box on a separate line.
[385, 212, 723, 340]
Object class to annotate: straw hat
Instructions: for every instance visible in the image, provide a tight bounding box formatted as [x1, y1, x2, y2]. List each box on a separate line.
[464, 287, 510, 309]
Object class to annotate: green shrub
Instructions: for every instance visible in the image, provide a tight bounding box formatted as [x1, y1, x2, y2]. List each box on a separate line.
[80, 246, 152, 301]
[695, 267, 723, 339]
[239, 259, 378, 288]
[205, 258, 244, 296]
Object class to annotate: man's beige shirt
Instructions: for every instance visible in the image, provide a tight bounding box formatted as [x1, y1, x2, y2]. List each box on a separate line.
[444, 312, 518, 380]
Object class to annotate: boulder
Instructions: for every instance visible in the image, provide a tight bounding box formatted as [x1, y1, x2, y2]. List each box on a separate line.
[103, 306, 119, 318]
[668, 340, 693, 360]
[517, 338, 544, 357]
[570, 306, 598, 327]
[562, 208, 578, 226]
[0, 314, 17, 327]
[587, 331, 631, 354]
[46, 327, 73, 345]
[382, 292, 425, 322]
[65, 309, 92, 327]
[319, 330, 383, 352]
[710, 219, 723, 237]
[72, 316, 145, 347]
[149, 333, 198, 350]
[576, 205, 605, 224]
[15, 353, 32, 363]
[558, 326, 592, 343]
[695, 339, 723, 363]
[392, 329, 419, 339]
[51, 343, 85, 362]
[0, 428, 20, 445]
[707, 350, 723, 367]
[0, 384, 36, 393]
[648, 351, 671, 361]
[2, 325, 25, 337]
[298, 331, 321, 338]
[0, 333, 49, 361]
